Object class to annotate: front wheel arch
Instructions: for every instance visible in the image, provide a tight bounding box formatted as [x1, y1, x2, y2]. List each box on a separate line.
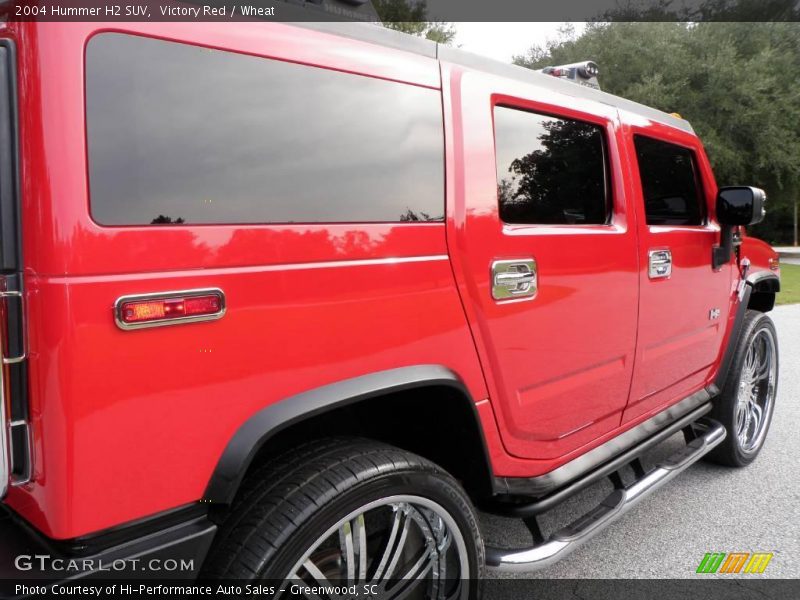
[706, 310, 779, 467]
[747, 271, 780, 313]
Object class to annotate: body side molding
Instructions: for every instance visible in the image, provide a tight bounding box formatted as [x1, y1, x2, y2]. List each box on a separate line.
[204, 365, 488, 504]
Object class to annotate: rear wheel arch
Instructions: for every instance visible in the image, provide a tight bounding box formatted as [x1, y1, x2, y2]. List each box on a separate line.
[202, 438, 485, 592]
[204, 365, 496, 507]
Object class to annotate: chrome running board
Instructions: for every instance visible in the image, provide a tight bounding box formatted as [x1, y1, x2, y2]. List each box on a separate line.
[485, 418, 726, 573]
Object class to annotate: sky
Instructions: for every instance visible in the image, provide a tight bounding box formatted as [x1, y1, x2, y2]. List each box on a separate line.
[452, 22, 587, 64]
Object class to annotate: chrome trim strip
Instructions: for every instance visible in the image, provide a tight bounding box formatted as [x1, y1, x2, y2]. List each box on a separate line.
[267, 254, 450, 271]
[49, 255, 452, 286]
[0, 280, 12, 497]
[114, 288, 226, 331]
[487, 419, 726, 572]
[0, 344, 7, 498]
[499, 388, 713, 496]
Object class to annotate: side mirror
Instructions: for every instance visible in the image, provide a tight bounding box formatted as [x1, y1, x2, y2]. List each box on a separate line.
[717, 186, 766, 226]
[712, 186, 767, 270]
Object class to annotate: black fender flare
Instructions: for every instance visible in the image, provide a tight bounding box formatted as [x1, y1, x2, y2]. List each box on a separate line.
[713, 270, 780, 391]
[203, 365, 491, 504]
[748, 269, 780, 293]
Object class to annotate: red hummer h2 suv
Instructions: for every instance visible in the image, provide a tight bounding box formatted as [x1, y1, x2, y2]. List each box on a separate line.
[0, 18, 781, 598]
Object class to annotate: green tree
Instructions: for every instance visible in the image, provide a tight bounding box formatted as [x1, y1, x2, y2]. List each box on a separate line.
[515, 22, 800, 244]
[373, 0, 456, 44]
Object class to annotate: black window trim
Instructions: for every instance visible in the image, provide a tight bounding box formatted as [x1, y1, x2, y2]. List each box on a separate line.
[492, 102, 615, 228]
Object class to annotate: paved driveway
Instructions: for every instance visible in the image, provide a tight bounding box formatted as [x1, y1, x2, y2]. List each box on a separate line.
[481, 304, 800, 579]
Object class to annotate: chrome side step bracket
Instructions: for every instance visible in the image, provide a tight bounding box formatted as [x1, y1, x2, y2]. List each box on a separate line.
[486, 418, 726, 573]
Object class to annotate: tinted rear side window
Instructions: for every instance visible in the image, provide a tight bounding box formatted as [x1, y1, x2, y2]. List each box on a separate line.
[634, 135, 704, 226]
[86, 34, 444, 225]
[494, 106, 610, 225]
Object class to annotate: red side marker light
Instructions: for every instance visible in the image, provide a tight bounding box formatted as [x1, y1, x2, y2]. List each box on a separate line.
[116, 290, 224, 329]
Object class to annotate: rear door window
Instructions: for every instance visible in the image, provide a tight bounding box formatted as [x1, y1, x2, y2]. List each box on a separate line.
[85, 34, 444, 225]
[493, 106, 610, 225]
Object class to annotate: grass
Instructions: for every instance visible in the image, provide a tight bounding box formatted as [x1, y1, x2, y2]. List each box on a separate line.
[777, 263, 800, 305]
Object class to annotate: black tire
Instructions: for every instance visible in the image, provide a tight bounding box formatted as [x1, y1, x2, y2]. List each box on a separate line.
[706, 310, 779, 467]
[202, 438, 484, 598]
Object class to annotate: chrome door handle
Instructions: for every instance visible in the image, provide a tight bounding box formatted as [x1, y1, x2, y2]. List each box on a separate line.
[648, 249, 672, 279]
[495, 271, 534, 284]
[491, 259, 537, 301]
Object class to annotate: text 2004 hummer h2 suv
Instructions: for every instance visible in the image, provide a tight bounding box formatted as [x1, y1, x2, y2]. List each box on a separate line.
[0, 18, 781, 598]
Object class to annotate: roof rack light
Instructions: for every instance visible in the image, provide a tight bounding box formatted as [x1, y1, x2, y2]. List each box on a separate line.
[541, 61, 601, 90]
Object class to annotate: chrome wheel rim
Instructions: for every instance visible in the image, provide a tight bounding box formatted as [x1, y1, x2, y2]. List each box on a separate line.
[281, 495, 470, 600]
[735, 327, 777, 453]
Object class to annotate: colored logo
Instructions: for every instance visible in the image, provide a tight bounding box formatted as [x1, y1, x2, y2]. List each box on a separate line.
[696, 552, 773, 574]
